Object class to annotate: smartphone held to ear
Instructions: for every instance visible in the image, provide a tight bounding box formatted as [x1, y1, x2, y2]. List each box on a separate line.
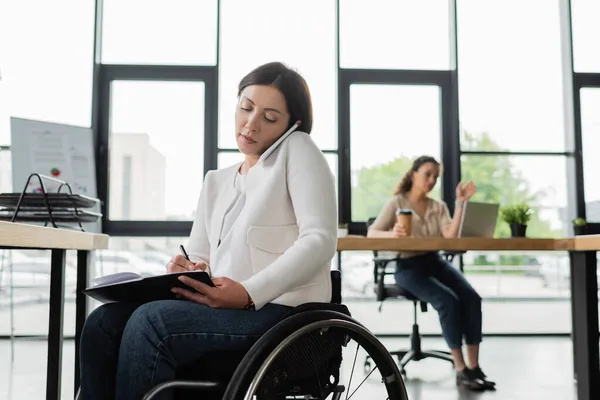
[258, 120, 302, 163]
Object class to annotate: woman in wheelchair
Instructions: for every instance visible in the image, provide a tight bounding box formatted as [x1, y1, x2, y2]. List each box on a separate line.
[78, 62, 340, 400]
[367, 155, 496, 392]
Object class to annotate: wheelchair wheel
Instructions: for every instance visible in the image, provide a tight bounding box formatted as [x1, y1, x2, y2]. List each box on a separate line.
[223, 310, 409, 400]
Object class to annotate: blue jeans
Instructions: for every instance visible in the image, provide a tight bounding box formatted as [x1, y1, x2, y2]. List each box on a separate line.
[395, 252, 482, 349]
[79, 300, 291, 400]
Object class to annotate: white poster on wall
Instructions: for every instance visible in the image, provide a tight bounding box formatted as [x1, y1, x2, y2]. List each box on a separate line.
[10, 117, 100, 232]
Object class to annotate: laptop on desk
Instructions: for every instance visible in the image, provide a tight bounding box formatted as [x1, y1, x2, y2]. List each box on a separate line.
[458, 201, 500, 238]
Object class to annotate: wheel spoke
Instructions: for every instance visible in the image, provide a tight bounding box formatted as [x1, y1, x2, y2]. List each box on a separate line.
[345, 343, 360, 400]
[237, 318, 408, 400]
[347, 365, 378, 400]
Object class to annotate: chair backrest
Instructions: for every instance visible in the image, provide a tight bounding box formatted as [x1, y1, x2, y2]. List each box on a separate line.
[330, 269, 341, 304]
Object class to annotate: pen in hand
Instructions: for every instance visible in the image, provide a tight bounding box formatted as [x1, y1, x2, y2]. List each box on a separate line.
[179, 245, 195, 271]
[179, 244, 211, 276]
[179, 244, 190, 261]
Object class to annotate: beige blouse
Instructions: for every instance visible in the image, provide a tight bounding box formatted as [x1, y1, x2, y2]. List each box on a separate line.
[370, 194, 452, 258]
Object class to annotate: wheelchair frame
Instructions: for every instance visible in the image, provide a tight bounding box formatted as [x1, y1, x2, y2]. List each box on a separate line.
[143, 307, 409, 400]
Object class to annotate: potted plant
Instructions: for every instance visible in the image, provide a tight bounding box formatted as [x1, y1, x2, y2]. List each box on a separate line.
[500, 203, 532, 237]
[572, 217, 587, 235]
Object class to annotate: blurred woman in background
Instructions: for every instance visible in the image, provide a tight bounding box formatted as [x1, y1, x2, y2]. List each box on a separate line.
[368, 155, 495, 391]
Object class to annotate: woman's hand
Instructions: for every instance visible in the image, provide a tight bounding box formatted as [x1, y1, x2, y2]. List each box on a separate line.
[166, 255, 208, 274]
[456, 181, 476, 202]
[391, 222, 408, 238]
[171, 276, 250, 309]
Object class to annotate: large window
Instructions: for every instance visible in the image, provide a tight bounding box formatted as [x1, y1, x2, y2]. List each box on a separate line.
[457, 0, 567, 152]
[4, 0, 596, 347]
[0, 0, 95, 145]
[101, 0, 218, 65]
[456, 0, 572, 318]
[448, 0, 575, 335]
[218, 0, 337, 152]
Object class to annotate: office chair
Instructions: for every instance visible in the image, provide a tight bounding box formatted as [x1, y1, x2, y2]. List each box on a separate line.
[364, 218, 462, 375]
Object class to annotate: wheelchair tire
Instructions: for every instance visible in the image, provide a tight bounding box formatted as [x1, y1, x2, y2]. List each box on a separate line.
[222, 310, 409, 400]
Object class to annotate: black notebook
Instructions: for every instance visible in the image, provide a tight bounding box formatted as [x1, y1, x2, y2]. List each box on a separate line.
[83, 270, 215, 304]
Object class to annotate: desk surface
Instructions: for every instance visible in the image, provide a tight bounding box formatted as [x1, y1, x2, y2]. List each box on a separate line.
[574, 234, 600, 251]
[0, 220, 109, 250]
[337, 235, 600, 252]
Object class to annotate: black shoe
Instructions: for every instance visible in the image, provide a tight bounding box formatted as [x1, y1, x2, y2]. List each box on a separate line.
[470, 366, 496, 388]
[456, 368, 487, 391]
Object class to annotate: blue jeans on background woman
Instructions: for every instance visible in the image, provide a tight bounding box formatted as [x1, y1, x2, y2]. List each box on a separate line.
[79, 300, 291, 400]
[395, 252, 482, 349]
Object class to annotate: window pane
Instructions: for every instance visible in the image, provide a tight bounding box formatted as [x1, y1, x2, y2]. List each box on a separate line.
[219, 0, 337, 150]
[581, 88, 600, 211]
[460, 154, 568, 238]
[350, 84, 441, 222]
[0, 0, 94, 144]
[340, 0, 450, 70]
[458, 0, 566, 152]
[571, 0, 600, 72]
[101, 0, 218, 65]
[109, 81, 205, 220]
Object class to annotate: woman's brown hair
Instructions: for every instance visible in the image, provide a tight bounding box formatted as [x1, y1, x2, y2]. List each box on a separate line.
[394, 155, 440, 195]
[238, 62, 313, 134]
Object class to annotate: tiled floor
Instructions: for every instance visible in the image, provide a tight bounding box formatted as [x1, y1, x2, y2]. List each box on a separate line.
[0, 336, 576, 400]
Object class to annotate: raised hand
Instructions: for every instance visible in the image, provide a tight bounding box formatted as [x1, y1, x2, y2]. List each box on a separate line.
[456, 181, 476, 202]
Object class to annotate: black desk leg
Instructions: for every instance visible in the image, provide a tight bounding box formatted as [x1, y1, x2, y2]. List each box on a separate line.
[74, 250, 90, 396]
[47, 249, 66, 400]
[570, 251, 600, 400]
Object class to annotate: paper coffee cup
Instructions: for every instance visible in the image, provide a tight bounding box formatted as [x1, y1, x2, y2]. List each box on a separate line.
[395, 209, 413, 236]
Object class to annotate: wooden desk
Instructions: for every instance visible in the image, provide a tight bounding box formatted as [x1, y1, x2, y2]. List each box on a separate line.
[0, 221, 109, 400]
[337, 235, 575, 251]
[337, 235, 600, 400]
